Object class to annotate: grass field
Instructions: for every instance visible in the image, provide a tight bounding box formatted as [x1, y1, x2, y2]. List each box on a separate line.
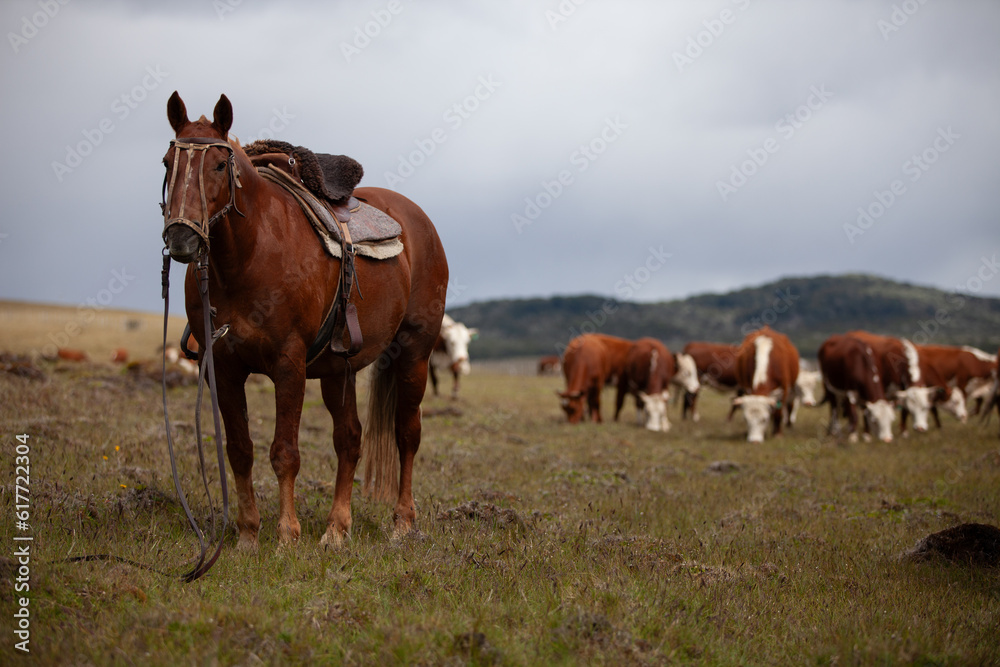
[1, 344, 999, 664]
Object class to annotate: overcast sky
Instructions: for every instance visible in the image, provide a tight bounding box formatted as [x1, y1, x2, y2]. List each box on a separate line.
[1, 0, 998, 316]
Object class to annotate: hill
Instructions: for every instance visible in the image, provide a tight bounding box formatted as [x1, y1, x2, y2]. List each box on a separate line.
[448, 274, 1000, 359]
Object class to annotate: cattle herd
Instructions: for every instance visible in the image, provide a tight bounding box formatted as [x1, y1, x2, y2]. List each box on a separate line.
[436, 314, 999, 442]
[534, 326, 1000, 443]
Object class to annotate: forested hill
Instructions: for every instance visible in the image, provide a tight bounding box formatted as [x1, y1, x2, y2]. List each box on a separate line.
[447, 274, 1000, 360]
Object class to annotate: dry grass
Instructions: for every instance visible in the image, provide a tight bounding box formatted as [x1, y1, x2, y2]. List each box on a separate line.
[1, 349, 999, 665]
[0, 300, 188, 362]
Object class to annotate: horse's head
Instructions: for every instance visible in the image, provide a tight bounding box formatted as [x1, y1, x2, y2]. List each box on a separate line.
[161, 91, 242, 264]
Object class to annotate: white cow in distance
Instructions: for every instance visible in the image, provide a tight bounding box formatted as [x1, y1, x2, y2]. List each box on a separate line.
[429, 314, 478, 399]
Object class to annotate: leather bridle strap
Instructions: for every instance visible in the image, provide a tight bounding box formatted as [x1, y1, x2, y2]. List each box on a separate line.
[161, 137, 243, 246]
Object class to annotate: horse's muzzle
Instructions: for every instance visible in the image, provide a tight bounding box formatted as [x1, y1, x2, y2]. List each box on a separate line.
[164, 222, 203, 264]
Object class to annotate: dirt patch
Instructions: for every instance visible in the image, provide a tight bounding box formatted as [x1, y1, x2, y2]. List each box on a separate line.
[436, 500, 530, 530]
[900, 523, 1000, 567]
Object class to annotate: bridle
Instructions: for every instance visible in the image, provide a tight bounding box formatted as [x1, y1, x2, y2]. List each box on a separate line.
[159, 135, 243, 582]
[161, 136, 244, 246]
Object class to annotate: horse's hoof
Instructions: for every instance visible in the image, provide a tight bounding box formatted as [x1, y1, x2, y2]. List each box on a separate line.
[236, 535, 260, 553]
[319, 527, 349, 550]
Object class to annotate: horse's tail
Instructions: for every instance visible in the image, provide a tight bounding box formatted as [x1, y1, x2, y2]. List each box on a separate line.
[362, 359, 400, 503]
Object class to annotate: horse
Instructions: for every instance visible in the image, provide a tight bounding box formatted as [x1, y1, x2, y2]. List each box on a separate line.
[160, 92, 449, 551]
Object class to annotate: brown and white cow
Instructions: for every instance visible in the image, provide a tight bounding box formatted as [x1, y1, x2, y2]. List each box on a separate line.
[818, 334, 896, 442]
[846, 330, 934, 434]
[680, 341, 740, 422]
[913, 344, 977, 426]
[558, 334, 614, 423]
[732, 327, 800, 443]
[429, 314, 478, 399]
[790, 367, 823, 425]
[537, 355, 561, 375]
[614, 338, 676, 432]
[919, 345, 997, 420]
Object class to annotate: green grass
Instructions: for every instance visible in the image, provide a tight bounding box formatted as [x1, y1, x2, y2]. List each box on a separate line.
[1, 360, 998, 665]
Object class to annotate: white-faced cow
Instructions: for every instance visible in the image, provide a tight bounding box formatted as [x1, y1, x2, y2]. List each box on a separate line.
[846, 330, 934, 435]
[961, 346, 998, 415]
[732, 327, 800, 443]
[790, 366, 823, 425]
[614, 338, 687, 432]
[818, 334, 896, 443]
[680, 341, 740, 422]
[913, 344, 973, 426]
[429, 314, 478, 399]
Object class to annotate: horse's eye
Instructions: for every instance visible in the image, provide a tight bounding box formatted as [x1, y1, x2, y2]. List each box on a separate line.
[216, 162, 227, 172]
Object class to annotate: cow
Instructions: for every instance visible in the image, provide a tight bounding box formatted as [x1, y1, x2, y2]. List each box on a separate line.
[163, 344, 199, 377]
[913, 344, 974, 426]
[921, 345, 997, 417]
[110, 348, 129, 363]
[817, 334, 896, 443]
[537, 355, 561, 375]
[428, 314, 478, 399]
[790, 367, 823, 425]
[558, 334, 614, 423]
[732, 327, 800, 443]
[56, 348, 88, 362]
[845, 330, 934, 435]
[680, 341, 740, 422]
[614, 338, 676, 432]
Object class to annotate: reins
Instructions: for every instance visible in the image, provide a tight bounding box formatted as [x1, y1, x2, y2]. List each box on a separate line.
[160, 136, 241, 582]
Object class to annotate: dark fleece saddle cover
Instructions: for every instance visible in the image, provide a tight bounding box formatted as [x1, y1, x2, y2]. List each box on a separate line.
[243, 139, 401, 245]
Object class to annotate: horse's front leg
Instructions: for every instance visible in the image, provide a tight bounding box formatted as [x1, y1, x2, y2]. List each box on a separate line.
[270, 361, 307, 543]
[215, 366, 259, 551]
[318, 369, 361, 548]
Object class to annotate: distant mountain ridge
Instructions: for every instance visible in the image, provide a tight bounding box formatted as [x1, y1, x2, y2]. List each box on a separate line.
[448, 274, 1000, 359]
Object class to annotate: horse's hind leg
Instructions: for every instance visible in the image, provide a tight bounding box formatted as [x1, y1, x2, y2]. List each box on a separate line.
[318, 370, 361, 548]
[392, 360, 431, 539]
[270, 363, 307, 543]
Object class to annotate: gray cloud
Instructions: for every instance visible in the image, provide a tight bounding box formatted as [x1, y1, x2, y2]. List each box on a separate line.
[1, 0, 998, 316]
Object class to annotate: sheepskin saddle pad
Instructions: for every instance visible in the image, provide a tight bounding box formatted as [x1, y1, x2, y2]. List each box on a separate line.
[243, 139, 402, 258]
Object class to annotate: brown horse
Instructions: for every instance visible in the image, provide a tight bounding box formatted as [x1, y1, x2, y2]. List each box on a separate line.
[161, 92, 449, 550]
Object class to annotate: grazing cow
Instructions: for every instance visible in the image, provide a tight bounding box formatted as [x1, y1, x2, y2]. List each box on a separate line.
[537, 355, 561, 375]
[846, 330, 934, 435]
[162, 344, 199, 377]
[110, 348, 129, 363]
[920, 345, 997, 418]
[615, 338, 676, 432]
[817, 334, 896, 442]
[732, 327, 800, 443]
[790, 367, 823, 425]
[428, 314, 478, 399]
[681, 341, 740, 421]
[913, 344, 972, 426]
[558, 334, 613, 423]
[57, 348, 88, 362]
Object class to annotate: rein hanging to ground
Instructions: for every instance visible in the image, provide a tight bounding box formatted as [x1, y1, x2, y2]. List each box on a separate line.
[159, 138, 242, 581]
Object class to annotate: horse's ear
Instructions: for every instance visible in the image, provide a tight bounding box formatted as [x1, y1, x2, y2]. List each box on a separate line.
[213, 94, 233, 137]
[167, 91, 189, 134]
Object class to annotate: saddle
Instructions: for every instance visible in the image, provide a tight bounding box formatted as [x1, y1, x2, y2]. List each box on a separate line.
[243, 140, 401, 362]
